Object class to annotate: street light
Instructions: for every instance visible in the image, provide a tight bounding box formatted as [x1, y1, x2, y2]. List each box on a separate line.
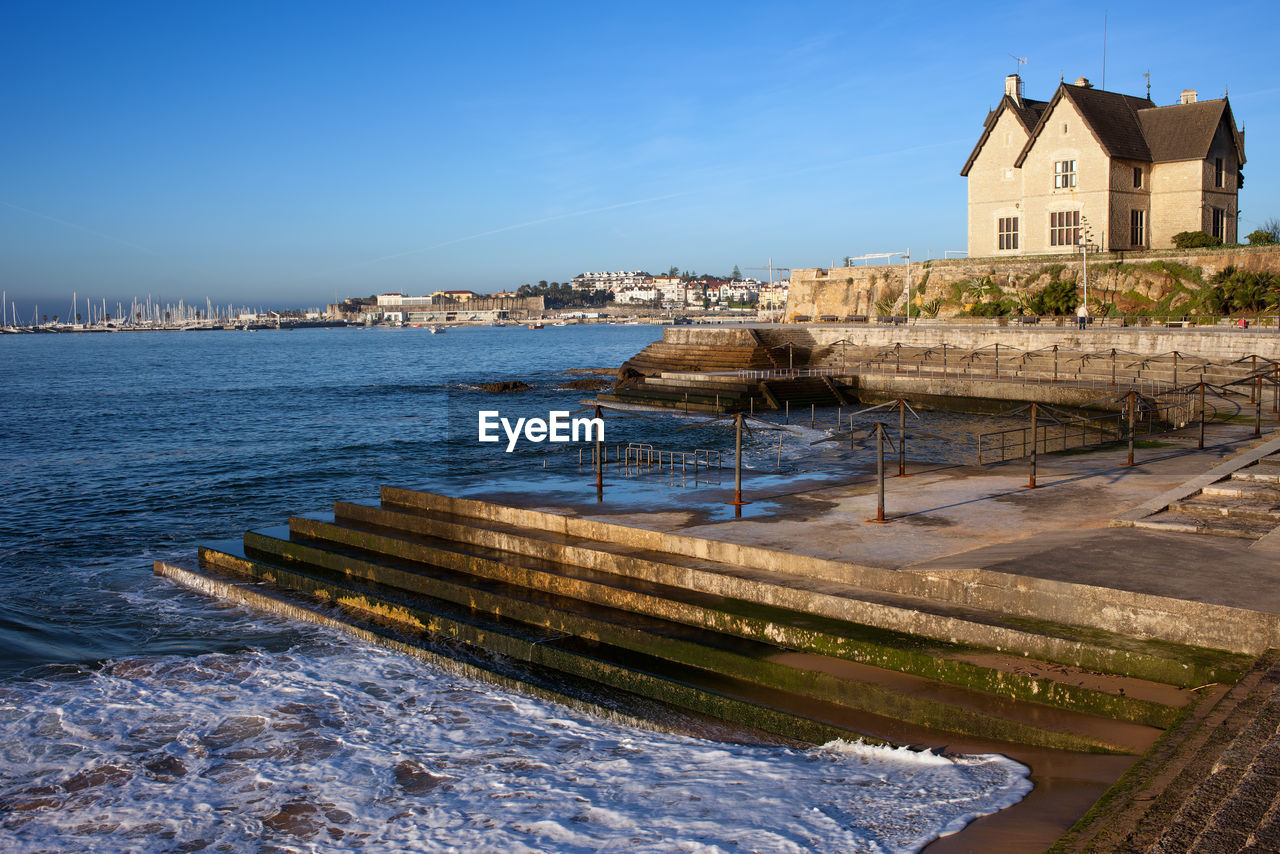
[1078, 238, 1089, 311]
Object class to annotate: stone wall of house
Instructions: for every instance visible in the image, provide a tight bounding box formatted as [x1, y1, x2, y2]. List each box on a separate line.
[786, 244, 1280, 321]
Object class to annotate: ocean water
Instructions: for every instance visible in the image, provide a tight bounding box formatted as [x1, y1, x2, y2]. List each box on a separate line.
[0, 326, 1030, 852]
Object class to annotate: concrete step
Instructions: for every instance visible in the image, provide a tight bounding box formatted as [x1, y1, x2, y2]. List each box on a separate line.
[1201, 482, 1280, 502]
[1135, 511, 1277, 540]
[334, 494, 1246, 689]
[233, 528, 1160, 753]
[1171, 498, 1280, 523]
[198, 541, 1154, 753]
[1055, 651, 1280, 854]
[1135, 656, 1280, 853]
[262, 515, 1180, 729]
[195, 544, 915, 748]
[1233, 468, 1280, 484]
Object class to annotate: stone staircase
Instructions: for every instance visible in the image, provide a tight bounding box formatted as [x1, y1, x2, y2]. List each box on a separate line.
[598, 372, 764, 413]
[1057, 650, 1280, 853]
[1135, 454, 1280, 540]
[172, 488, 1257, 758]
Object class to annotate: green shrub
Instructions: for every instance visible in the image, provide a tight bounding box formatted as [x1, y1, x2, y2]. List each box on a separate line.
[1027, 279, 1079, 316]
[1246, 229, 1278, 246]
[1172, 231, 1223, 249]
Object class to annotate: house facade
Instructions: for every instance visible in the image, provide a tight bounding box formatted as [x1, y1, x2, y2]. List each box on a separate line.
[962, 75, 1245, 256]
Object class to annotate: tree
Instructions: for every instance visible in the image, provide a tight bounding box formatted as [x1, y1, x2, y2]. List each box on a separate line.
[667, 266, 680, 278]
[731, 265, 741, 281]
[1246, 218, 1280, 245]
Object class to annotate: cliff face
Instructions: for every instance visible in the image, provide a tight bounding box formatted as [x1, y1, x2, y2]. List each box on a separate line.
[788, 245, 1280, 320]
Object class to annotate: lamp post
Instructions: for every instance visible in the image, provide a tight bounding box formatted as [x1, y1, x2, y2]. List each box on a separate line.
[1078, 238, 1089, 312]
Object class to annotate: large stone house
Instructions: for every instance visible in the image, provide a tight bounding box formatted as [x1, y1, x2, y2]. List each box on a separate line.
[962, 75, 1245, 256]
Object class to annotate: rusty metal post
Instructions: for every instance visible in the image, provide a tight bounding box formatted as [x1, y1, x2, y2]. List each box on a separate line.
[1028, 403, 1038, 488]
[810, 403, 814, 428]
[1111, 349, 1117, 386]
[874, 424, 886, 523]
[1252, 356, 1258, 403]
[1126, 392, 1136, 467]
[994, 342, 999, 379]
[785, 400, 789, 425]
[1053, 345, 1059, 381]
[897, 400, 906, 477]
[733, 413, 743, 519]
[1199, 382, 1206, 450]
[896, 345, 901, 374]
[594, 405, 605, 499]
[942, 343, 947, 377]
[1256, 376, 1263, 438]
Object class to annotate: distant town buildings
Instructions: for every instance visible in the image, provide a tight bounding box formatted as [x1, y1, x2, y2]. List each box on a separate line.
[963, 74, 1245, 255]
[570, 271, 650, 290]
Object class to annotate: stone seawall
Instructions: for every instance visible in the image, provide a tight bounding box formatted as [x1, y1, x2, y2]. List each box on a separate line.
[788, 244, 1280, 321]
[655, 325, 1278, 364]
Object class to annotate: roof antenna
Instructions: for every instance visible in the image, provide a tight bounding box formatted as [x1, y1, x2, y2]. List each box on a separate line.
[1008, 53, 1027, 75]
[1144, 70, 1151, 100]
[1101, 11, 1108, 89]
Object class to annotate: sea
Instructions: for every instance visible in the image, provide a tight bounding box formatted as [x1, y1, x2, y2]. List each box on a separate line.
[0, 325, 1031, 853]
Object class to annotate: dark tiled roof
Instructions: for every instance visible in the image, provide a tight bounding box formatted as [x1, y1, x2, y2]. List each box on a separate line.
[1015, 84, 1155, 165]
[1009, 98, 1048, 133]
[967, 82, 1243, 175]
[1139, 99, 1242, 163]
[960, 95, 1046, 176]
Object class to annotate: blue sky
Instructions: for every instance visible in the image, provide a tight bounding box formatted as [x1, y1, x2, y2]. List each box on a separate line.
[2, 0, 1277, 311]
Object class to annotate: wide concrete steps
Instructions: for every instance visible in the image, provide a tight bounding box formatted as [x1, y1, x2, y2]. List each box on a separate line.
[621, 341, 775, 376]
[211, 525, 1156, 753]
[1054, 651, 1280, 853]
[186, 487, 1258, 756]
[369, 491, 1244, 690]
[1138, 454, 1280, 540]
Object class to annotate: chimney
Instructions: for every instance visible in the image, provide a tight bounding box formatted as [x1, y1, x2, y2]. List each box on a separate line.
[1074, 77, 1093, 88]
[1180, 88, 1198, 104]
[1004, 74, 1023, 106]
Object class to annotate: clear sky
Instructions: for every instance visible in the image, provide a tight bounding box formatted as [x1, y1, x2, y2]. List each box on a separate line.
[2, 0, 1277, 311]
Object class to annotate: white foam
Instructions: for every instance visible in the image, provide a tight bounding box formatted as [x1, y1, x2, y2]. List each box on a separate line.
[0, 633, 1031, 853]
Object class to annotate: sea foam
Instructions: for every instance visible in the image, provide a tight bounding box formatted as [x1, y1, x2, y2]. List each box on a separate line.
[0, 628, 1030, 853]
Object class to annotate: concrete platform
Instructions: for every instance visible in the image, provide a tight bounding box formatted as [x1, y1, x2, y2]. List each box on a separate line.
[446, 424, 1280, 621]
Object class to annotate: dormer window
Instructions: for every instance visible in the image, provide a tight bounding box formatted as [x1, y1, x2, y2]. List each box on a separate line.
[1054, 160, 1077, 189]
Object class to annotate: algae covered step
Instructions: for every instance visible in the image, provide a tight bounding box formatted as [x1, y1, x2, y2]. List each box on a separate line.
[169, 485, 1256, 758]
[276, 511, 1183, 730]
[202, 537, 1155, 754]
[349, 493, 1248, 689]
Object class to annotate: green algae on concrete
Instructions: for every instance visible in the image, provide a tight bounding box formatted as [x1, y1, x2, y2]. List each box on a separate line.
[250, 524, 1180, 729]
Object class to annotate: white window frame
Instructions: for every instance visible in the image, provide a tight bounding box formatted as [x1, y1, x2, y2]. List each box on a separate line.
[1054, 160, 1077, 189]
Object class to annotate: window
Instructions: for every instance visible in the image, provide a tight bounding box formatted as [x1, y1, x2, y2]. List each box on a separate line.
[1212, 208, 1225, 240]
[1054, 160, 1077, 189]
[1214, 158, 1225, 188]
[998, 217, 1019, 250]
[1133, 167, 1143, 188]
[1131, 210, 1146, 247]
[1050, 211, 1081, 247]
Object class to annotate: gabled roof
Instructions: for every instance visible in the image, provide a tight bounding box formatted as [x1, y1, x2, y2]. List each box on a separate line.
[1014, 83, 1154, 167]
[1138, 98, 1245, 165]
[960, 94, 1048, 176]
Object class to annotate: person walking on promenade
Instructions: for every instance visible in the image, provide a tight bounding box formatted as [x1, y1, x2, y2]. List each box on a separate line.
[1076, 302, 1089, 330]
